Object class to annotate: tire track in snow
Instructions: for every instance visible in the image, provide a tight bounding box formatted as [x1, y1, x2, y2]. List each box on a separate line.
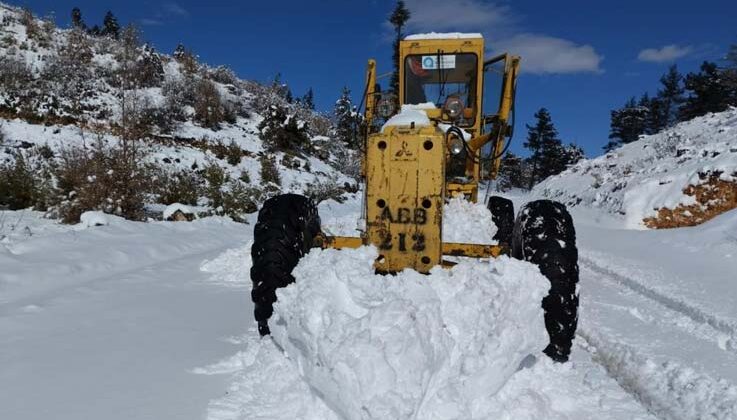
[578, 331, 737, 420]
[0, 242, 239, 316]
[580, 257, 737, 351]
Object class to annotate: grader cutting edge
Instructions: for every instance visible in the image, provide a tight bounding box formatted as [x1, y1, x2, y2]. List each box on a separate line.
[250, 33, 579, 363]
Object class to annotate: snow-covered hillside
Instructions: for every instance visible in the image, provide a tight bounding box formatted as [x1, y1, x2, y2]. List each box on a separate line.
[0, 2, 355, 222]
[533, 108, 737, 229]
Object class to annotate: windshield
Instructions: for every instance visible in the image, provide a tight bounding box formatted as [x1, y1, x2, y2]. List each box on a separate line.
[404, 53, 478, 125]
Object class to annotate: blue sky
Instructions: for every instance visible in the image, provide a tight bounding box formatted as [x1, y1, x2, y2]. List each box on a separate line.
[15, 0, 737, 156]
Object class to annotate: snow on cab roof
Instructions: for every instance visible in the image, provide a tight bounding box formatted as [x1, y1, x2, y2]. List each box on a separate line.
[405, 32, 483, 40]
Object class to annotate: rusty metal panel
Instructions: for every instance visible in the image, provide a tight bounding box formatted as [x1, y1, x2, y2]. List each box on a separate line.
[366, 125, 444, 273]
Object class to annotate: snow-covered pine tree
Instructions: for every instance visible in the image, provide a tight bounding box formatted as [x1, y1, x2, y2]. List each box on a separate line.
[71, 7, 86, 30]
[301, 88, 315, 110]
[333, 86, 360, 148]
[496, 152, 525, 191]
[389, 1, 410, 95]
[173, 43, 186, 60]
[606, 97, 649, 151]
[679, 61, 734, 121]
[135, 44, 165, 88]
[101, 11, 120, 40]
[564, 143, 585, 166]
[258, 105, 310, 153]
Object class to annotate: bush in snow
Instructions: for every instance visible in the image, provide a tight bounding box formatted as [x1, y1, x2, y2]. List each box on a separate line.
[201, 161, 229, 210]
[208, 65, 238, 86]
[258, 104, 310, 153]
[0, 55, 33, 91]
[221, 179, 261, 222]
[208, 139, 244, 166]
[0, 153, 38, 210]
[258, 154, 281, 188]
[304, 177, 346, 204]
[161, 77, 192, 123]
[156, 169, 202, 206]
[54, 139, 151, 223]
[193, 79, 225, 129]
[133, 44, 165, 88]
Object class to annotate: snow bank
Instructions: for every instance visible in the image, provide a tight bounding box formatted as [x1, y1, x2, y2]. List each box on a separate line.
[271, 246, 548, 420]
[199, 241, 252, 288]
[405, 33, 483, 40]
[533, 108, 737, 229]
[381, 105, 432, 132]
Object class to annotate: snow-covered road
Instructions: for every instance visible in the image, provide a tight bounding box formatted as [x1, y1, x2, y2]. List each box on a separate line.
[2, 195, 736, 419]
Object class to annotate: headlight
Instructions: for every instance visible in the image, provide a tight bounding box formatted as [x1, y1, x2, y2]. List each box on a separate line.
[448, 134, 465, 155]
[376, 95, 396, 118]
[443, 96, 463, 120]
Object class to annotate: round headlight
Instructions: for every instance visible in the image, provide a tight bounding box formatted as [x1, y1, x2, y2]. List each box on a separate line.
[443, 96, 463, 120]
[376, 96, 396, 118]
[448, 135, 465, 155]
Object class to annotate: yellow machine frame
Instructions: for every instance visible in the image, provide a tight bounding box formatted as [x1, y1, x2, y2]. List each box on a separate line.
[317, 34, 520, 273]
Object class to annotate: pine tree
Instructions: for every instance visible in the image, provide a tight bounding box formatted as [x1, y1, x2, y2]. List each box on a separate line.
[637, 93, 654, 135]
[334, 86, 359, 148]
[606, 97, 649, 151]
[679, 61, 733, 121]
[725, 44, 737, 100]
[652, 65, 684, 130]
[101, 11, 120, 39]
[564, 143, 585, 166]
[173, 43, 186, 60]
[496, 152, 525, 191]
[258, 105, 310, 152]
[524, 108, 566, 188]
[388, 1, 411, 95]
[301, 88, 315, 110]
[71, 7, 86, 30]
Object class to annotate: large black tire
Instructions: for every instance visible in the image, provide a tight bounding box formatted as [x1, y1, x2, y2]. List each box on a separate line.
[512, 200, 579, 363]
[250, 194, 321, 336]
[487, 196, 514, 248]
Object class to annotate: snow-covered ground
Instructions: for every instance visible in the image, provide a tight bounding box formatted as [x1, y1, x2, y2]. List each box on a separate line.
[533, 108, 737, 229]
[2, 189, 737, 419]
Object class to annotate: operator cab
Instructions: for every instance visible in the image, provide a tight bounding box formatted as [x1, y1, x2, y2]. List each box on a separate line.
[404, 53, 479, 127]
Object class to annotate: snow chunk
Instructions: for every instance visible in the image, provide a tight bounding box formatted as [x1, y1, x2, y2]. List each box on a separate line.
[79, 211, 109, 227]
[405, 32, 483, 40]
[381, 105, 432, 133]
[163, 203, 195, 221]
[271, 246, 548, 419]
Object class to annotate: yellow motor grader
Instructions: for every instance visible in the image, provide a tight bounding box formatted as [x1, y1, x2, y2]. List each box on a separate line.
[251, 33, 579, 362]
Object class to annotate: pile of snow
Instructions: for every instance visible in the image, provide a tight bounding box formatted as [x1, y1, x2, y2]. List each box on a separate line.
[442, 196, 497, 244]
[533, 108, 737, 228]
[163, 203, 195, 220]
[270, 246, 548, 419]
[79, 211, 110, 227]
[381, 104, 433, 132]
[405, 33, 483, 40]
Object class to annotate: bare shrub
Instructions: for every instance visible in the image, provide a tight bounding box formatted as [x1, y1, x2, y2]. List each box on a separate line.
[55, 139, 151, 223]
[193, 79, 224, 129]
[304, 177, 346, 204]
[0, 57, 33, 93]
